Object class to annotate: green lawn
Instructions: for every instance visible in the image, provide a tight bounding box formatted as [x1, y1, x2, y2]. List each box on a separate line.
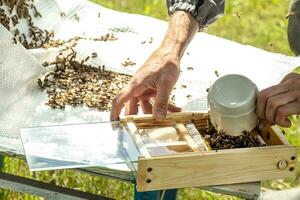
[1, 0, 300, 199]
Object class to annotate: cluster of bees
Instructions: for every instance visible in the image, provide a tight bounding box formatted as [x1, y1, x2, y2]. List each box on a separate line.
[38, 39, 131, 111]
[203, 126, 265, 150]
[42, 33, 118, 49]
[0, 0, 127, 112]
[121, 58, 136, 67]
[0, 0, 54, 49]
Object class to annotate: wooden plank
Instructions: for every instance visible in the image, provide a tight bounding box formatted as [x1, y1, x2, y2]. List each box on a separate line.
[186, 123, 211, 151]
[259, 126, 284, 145]
[146, 141, 190, 152]
[122, 112, 207, 122]
[137, 146, 297, 191]
[126, 121, 151, 158]
[271, 126, 290, 145]
[0, 172, 113, 200]
[175, 123, 199, 152]
[135, 121, 175, 129]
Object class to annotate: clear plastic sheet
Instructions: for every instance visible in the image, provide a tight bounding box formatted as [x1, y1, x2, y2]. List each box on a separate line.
[20, 122, 141, 171]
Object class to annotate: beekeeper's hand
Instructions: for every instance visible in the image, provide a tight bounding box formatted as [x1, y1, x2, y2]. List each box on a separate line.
[110, 11, 198, 121]
[257, 72, 300, 127]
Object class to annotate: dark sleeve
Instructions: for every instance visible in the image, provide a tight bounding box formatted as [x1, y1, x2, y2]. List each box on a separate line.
[167, 0, 225, 29]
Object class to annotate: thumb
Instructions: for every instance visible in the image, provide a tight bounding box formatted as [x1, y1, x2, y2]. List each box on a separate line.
[153, 82, 173, 120]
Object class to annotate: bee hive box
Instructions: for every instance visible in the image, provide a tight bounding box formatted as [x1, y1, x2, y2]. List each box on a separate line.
[121, 112, 297, 192]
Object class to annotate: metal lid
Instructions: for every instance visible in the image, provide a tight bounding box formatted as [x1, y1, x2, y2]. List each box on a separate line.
[208, 74, 258, 116]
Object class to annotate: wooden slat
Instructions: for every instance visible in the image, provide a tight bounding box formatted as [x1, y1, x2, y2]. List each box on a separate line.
[186, 123, 211, 151]
[146, 141, 189, 153]
[126, 121, 151, 158]
[135, 121, 175, 129]
[259, 126, 284, 145]
[175, 123, 199, 152]
[137, 146, 297, 191]
[121, 112, 207, 122]
[271, 126, 290, 145]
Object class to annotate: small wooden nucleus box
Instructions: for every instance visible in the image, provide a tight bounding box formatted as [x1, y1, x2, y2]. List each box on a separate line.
[120, 112, 297, 192]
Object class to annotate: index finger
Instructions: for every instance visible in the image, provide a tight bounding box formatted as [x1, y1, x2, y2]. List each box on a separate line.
[110, 86, 135, 121]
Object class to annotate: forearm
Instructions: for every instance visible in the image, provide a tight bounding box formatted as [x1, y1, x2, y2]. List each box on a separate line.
[160, 11, 199, 59]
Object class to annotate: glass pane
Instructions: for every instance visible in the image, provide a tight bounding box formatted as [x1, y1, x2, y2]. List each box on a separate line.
[20, 122, 141, 171]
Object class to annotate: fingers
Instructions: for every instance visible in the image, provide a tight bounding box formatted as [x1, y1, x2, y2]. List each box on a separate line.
[140, 100, 153, 114]
[265, 91, 298, 123]
[110, 86, 135, 121]
[153, 81, 174, 120]
[125, 98, 139, 115]
[275, 101, 300, 127]
[256, 84, 289, 120]
[168, 103, 182, 112]
[280, 72, 300, 84]
[258, 120, 273, 131]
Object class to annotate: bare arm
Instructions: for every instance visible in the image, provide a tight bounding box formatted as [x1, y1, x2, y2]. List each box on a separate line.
[110, 11, 198, 121]
[160, 11, 199, 58]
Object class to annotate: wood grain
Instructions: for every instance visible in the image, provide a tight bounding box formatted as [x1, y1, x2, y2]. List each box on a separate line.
[146, 141, 190, 153]
[122, 112, 207, 122]
[137, 145, 297, 191]
[259, 126, 284, 145]
[175, 123, 199, 152]
[126, 121, 151, 157]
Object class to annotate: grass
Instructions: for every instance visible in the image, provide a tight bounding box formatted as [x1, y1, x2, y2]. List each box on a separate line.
[1, 0, 299, 199]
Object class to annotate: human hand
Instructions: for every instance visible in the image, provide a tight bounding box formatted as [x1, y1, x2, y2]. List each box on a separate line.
[110, 49, 181, 121]
[257, 72, 300, 127]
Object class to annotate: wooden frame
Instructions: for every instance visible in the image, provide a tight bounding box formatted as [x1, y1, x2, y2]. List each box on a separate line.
[121, 112, 298, 192]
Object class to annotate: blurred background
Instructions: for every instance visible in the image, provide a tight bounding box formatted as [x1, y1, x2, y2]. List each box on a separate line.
[1, 0, 300, 199]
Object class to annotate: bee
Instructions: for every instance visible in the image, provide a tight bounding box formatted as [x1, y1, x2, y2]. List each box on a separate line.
[12, 37, 17, 44]
[286, 12, 295, 19]
[171, 95, 176, 101]
[14, 28, 20, 37]
[232, 12, 241, 19]
[18, 35, 22, 43]
[180, 84, 187, 89]
[37, 78, 44, 89]
[214, 70, 219, 77]
[84, 56, 90, 62]
[91, 52, 97, 58]
[32, 5, 42, 18]
[149, 37, 153, 44]
[74, 14, 80, 22]
[11, 15, 19, 26]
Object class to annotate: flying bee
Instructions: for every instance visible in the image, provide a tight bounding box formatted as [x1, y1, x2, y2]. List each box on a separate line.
[12, 37, 17, 44]
[214, 70, 219, 77]
[75, 14, 80, 21]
